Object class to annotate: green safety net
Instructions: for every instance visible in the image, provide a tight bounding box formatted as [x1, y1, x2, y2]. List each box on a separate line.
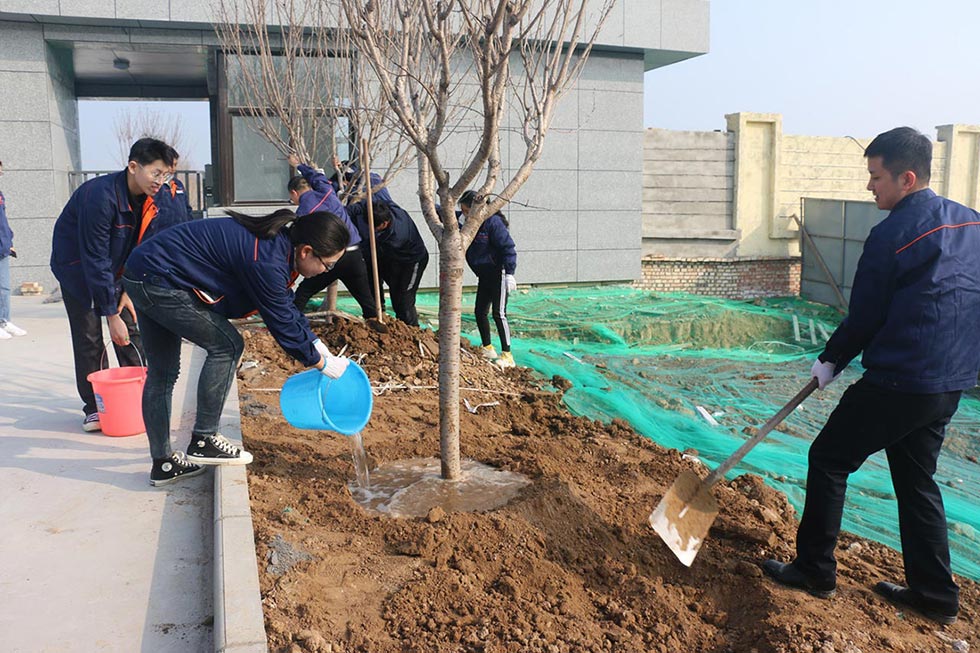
[325, 286, 980, 581]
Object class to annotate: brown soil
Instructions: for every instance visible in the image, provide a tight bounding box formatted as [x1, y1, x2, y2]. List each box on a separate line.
[238, 318, 977, 653]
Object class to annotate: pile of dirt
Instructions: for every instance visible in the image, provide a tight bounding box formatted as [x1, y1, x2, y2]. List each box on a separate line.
[238, 317, 976, 653]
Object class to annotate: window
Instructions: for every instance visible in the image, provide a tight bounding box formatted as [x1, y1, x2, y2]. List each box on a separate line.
[214, 51, 354, 205]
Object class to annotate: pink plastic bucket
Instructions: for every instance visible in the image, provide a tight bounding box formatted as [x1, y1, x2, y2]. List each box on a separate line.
[86, 365, 147, 437]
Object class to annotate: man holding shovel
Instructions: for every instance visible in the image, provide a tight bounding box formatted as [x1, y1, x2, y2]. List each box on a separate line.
[762, 127, 980, 625]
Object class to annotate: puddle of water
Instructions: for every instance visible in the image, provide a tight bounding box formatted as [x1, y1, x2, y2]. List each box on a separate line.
[349, 457, 530, 517]
[348, 432, 371, 488]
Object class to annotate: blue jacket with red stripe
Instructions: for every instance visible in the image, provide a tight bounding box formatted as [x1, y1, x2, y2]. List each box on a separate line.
[50, 171, 176, 316]
[0, 189, 12, 258]
[295, 164, 361, 248]
[123, 217, 319, 367]
[155, 177, 194, 223]
[821, 188, 980, 393]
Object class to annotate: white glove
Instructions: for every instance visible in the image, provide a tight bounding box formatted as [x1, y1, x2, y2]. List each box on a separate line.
[505, 274, 517, 292]
[313, 338, 350, 379]
[810, 359, 839, 390]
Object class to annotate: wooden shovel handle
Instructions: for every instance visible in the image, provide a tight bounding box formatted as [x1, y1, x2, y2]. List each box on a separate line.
[701, 377, 819, 489]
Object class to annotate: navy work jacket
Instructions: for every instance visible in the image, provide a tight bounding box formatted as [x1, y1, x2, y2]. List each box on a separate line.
[821, 188, 980, 393]
[331, 171, 394, 205]
[124, 217, 319, 367]
[51, 171, 182, 316]
[462, 212, 517, 277]
[348, 200, 428, 265]
[295, 164, 361, 248]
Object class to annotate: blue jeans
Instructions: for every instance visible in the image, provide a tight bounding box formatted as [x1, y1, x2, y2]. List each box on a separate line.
[122, 277, 244, 460]
[0, 254, 10, 324]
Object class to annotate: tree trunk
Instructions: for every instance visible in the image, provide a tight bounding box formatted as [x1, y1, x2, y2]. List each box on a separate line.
[437, 231, 465, 480]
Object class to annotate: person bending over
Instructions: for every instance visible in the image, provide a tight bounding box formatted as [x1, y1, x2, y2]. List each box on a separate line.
[122, 208, 350, 486]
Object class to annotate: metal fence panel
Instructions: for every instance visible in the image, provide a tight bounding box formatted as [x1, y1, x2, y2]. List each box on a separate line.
[801, 198, 888, 307]
[68, 170, 206, 214]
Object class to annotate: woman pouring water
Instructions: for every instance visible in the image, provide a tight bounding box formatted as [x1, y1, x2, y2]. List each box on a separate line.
[122, 208, 351, 486]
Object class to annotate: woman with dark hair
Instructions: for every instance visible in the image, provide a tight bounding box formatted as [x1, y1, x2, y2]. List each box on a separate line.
[459, 191, 518, 368]
[122, 209, 351, 486]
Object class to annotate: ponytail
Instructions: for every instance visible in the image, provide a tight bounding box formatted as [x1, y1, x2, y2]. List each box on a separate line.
[226, 208, 297, 239]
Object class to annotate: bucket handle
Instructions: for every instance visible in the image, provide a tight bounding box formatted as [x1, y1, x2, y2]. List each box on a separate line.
[315, 373, 336, 430]
[99, 341, 145, 371]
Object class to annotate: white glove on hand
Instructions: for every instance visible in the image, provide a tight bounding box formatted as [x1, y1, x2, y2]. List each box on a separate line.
[810, 359, 839, 390]
[319, 355, 350, 379]
[313, 338, 350, 379]
[505, 274, 517, 293]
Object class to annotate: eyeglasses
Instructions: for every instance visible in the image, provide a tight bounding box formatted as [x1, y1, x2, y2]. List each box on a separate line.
[318, 256, 337, 272]
[139, 164, 173, 184]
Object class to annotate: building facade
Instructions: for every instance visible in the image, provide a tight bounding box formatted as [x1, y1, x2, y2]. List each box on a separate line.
[0, 0, 710, 290]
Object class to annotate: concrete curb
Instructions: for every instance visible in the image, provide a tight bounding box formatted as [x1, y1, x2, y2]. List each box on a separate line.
[214, 462, 269, 653]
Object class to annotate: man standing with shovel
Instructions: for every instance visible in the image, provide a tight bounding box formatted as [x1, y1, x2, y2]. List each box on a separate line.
[762, 127, 980, 625]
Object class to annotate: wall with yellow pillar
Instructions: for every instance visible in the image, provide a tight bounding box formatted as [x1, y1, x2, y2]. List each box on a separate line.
[715, 114, 979, 257]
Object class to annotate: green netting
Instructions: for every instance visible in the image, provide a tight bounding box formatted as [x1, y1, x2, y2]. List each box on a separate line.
[327, 286, 980, 581]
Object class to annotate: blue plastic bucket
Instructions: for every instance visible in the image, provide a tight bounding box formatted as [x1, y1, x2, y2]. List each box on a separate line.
[279, 362, 373, 435]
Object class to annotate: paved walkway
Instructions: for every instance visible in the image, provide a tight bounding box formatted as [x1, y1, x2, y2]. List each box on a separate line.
[0, 295, 219, 652]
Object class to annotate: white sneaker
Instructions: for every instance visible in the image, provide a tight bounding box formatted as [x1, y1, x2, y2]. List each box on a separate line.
[0, 328, 11, 340]
[481, 345, 498, 359]
[1, 321, 27, 337]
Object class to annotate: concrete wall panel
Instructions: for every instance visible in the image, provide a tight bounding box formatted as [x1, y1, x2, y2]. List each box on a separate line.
[577, 248, 640, 281]
[508, 209, 577, 252]
[577, 210, 639, 250]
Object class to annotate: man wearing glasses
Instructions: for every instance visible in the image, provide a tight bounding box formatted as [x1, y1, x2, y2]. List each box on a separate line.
[50, 138, 180, 433]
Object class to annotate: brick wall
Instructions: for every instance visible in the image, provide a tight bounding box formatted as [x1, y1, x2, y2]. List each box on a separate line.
[635, 257, 801, 299]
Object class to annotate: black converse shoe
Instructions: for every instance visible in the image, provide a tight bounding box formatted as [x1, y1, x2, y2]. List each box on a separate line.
[186, 433, 254, 465]
[150, 452, 206, 487]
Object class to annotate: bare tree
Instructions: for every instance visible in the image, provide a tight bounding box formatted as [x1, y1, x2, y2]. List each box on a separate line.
[339, 0, 615, 479]
[113, 106, 191, 168]
[212, 0, 412, 188]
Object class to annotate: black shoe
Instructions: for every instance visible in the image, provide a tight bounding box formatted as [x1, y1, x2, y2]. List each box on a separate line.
[762, 560, 837, 599]
[874, 581, 958, 625]
[187, 433, 254, 465]
[150, 452, 207, 487]
[82, 412, 102, 433]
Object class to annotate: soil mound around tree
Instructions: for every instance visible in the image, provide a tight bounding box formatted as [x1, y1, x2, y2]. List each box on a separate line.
[238, 318, 976, 653]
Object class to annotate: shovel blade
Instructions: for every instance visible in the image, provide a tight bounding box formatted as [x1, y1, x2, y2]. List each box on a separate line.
[648, 471, 719, 567]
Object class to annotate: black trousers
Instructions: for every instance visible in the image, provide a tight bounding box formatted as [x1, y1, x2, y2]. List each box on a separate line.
[795, 378, 961, 611]
[380, 253, 428, 327]
[474, 269, 510, 352]
[293, 247, 379, 319]
[62, 289, 143, 416]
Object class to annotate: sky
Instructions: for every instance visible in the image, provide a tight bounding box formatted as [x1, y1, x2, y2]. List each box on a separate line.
[644, 0, 980, 138]
[78, 0, 980, 169]
[79, 100, 211, 170]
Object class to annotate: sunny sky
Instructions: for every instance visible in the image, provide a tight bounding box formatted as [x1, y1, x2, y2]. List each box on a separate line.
[645, 0, 980, 138]
[79, 0, 980, 170]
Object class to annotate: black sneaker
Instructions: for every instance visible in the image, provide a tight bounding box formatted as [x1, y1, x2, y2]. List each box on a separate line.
[186, 433, 254, 465]
[150, 452, 206, 487]
[874, 581, 958, 625]
[82, 412, 102, 433]
[762, 559, 837, 599]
